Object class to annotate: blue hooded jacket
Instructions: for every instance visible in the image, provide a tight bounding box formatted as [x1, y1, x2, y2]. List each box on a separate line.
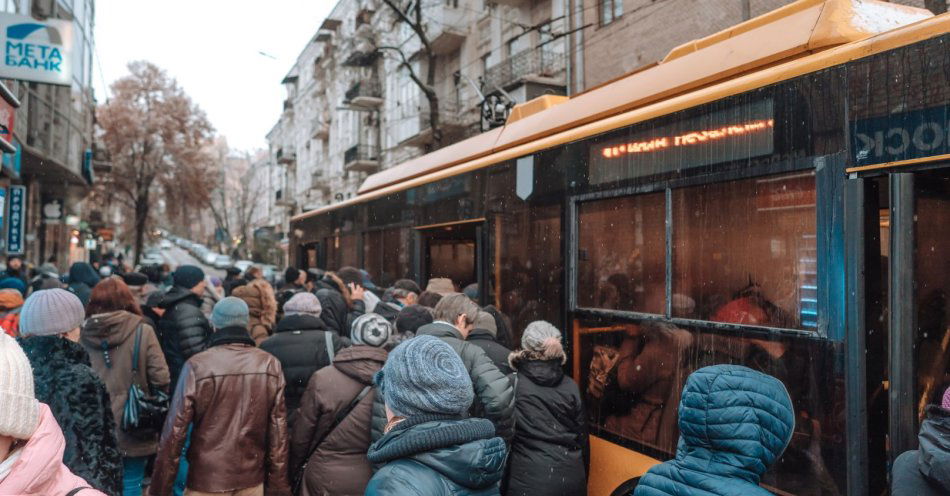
[634, 365, 794, 496]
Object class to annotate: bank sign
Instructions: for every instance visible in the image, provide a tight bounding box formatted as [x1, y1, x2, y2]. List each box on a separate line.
[0, 13, 72, 86]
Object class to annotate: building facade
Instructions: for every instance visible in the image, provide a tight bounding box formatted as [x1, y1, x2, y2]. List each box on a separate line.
[0, 0, 97, 270]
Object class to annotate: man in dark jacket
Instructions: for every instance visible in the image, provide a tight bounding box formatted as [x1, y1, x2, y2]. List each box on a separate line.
[260, 292, 346, 419]
[1, 255, 27, 285]
[467, 311, 513, 375]
[222, 266, 243, 296]
[276, 267, 307, 317]
[66, 262, 101, 306]
[316, 287, 365, 336]
[151, 297, 290, 496]
[158, 265, 212, 389]
[372, 293, 514, 442]
[891, 389, 950, 495]
[17, 289, 122, 495]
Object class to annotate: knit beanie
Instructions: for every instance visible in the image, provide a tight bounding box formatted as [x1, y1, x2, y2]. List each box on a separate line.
[395, 305, 433, 334]
[173, 265, 205, 289]
[211, 297, 249, 329]
[0, 333, 38, 439]
[374, 334, 473, 417]
[943, 386, 950, 411]
[0, 277, 26, 296]
[20, 288, 86, 337]
[425, 278, 455, 296]
[521, 320, 564, 361]
[351, 313, 393, 347]
[122, 272, 148, 287]
[283, 292, 322, 317]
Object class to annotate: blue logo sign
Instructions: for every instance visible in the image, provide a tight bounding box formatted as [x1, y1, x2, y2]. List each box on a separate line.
[5, 22, 63, 73]
[6, 185, 25, 254]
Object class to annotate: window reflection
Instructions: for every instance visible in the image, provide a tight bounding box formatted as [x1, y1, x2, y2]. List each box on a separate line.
[672, 172, 817, 330]
[577, 193, 665, 314]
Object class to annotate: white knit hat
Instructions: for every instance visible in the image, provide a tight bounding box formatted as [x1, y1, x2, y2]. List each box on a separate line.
[0, 333, 39, 439]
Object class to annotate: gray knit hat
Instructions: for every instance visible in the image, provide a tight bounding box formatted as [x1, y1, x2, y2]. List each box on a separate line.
[283, 292, 322, 317]
[350, 313, 393, 348]
[0, 333, 38, 439]
[211, 297, 249, 329]
[20, 288, 86, 337]
[374, 334, 473, 417]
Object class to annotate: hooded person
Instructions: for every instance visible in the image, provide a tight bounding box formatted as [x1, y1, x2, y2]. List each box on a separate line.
[505, 321, 588, 496]
[634, 364, 795, 496]
[67, 262, 101, 307]
[16, 289, 123, 495]
[467, 310, 512, 375]
[260, 292, 346, 420]
[365, 335, 507, 495]
[80, 277, 170, 496]
[891, 388, 950, 495]
[31, 263, 64, 293]
[232, 278, 278, 344]
[157, 265, 212, 389]
[289, 313, 390, 495]
[1, 255, 27, 285]
[0, 333, 108, 496]
[0, 288, 24, 337]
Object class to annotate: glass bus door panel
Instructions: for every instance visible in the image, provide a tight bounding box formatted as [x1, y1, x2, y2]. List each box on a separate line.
[573, 317, 846, 495]
[419, 222, 480, 292]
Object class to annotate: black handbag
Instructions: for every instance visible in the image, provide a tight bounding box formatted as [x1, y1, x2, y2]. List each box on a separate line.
[122, 324, 169, 438]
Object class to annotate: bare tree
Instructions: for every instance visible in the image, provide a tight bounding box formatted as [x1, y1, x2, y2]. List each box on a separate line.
[379, 0, 442, 148]
[97, 61, 216, 265]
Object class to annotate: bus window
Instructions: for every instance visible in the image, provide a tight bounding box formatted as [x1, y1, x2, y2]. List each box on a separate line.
[363, 228, 410, 287]
[577, 193, 665, 314]
[672, 172, 817, 330]
[324, 233, 358, 271]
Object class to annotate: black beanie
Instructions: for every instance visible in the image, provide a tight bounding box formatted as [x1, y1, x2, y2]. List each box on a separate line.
[395, 304, 434, 334]
[173, 265, 205, 289]
[285, 267, 300, 284]
[122, 272, 148, 286]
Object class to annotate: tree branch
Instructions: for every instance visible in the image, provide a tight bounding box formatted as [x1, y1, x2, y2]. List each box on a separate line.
[381, 0, 433, 56]
[377, 46, 435, 98]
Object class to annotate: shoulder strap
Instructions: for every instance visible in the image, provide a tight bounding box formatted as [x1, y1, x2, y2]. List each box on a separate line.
[324, 331, 335, 362]
[131, 324, 143, 374]
[66, 488, 91, 496]
[294, 385, 372, 489]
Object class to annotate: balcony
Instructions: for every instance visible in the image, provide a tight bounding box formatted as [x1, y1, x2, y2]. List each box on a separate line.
[315, 29, 333, 42]
[427, 5, 467, 55]
[275, 189, 295, 208]
[276, 148, 296, 165]
[341, 32, 378, 67]
[344, 78, 383, 108]
[343, 144, 380, 173]
[310, 117, 329, 140]
[310, 170, 330, 194]
[483, 46, 566, 91]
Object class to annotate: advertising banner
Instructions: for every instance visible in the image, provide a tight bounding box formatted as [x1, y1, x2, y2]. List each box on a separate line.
[0, 13, 73, 85]
[6, 185, 25, 254]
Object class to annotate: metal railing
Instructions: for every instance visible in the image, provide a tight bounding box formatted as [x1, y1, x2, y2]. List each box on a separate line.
[344, 78, 382, 102]
[344, 144, 379, 164]
[483, 47, 566, 90]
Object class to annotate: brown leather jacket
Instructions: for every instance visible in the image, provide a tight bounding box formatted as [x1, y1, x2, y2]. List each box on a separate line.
[150, 327, 290, 496]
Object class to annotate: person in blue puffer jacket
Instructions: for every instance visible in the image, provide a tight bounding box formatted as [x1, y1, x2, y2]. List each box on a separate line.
[634, 364, 795, 496]
[365, 334, 508, 496]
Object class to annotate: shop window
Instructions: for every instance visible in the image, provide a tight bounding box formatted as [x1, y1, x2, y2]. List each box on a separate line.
[577, 192, 665, 314]
[672, 172, 817, 330]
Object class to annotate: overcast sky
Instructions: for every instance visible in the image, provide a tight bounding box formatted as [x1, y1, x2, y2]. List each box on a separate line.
[93, 0, 334, 152]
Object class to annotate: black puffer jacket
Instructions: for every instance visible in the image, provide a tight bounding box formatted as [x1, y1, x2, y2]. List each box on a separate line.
[158, 285, 212, 388]
[315, 288, 364, 336]
[18, 336, 123, 496]
[259, 313, 346, 417]
[505, 357, 588, 496]
[892, 405, 950, 495]
[468, 329, 513, 375]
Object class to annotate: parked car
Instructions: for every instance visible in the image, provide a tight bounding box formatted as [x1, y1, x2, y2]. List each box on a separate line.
[213, 255, 233, 269]
[202, 251, 217, 266]
[234, 260, 254, 273]
[160, 239, 173, 249]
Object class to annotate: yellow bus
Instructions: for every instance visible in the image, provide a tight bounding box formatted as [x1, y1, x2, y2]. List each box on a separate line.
[291, 1, 950, 493]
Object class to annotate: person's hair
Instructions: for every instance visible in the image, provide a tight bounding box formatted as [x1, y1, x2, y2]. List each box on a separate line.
[393, 279, 422, 295]
[433, 293, 480, 326]
[337, 266, 363, 288]
[245, 266, 263, 280]
[86, 276, 142, 316]
[417, 290, 443, 308]
[391, 287, 414, 300]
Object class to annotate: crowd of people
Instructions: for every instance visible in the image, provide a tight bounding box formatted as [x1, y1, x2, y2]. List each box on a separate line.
[0, 253, 944, 496]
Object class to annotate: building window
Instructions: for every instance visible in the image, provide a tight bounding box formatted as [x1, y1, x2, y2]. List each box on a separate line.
[506, 35, 529, 58]
[601, 0, 623, 25]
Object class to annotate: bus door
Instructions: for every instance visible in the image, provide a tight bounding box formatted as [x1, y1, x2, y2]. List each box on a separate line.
[884, 168, 950, 461]
[415, 219, 484, 295]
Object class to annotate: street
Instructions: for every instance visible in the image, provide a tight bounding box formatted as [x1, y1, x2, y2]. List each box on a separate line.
[159, 245, 225, 279]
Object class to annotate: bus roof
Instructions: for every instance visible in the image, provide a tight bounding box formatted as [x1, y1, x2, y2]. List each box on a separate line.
[293, 0, 938, 222]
